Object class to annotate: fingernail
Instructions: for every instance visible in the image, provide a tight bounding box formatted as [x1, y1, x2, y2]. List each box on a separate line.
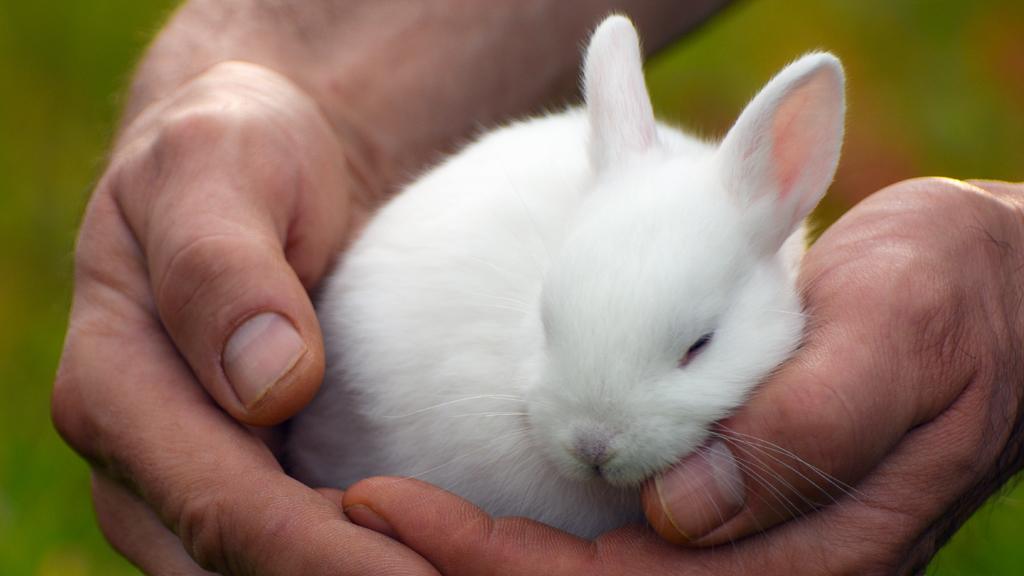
[651, 440, 745, 543]
[344, 505, 397, 539]
[223, 312, 306, 408]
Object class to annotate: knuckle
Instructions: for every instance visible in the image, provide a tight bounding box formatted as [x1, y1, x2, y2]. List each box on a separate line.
[175, 479, 289, 575]
[51, 369, 82, 443]
[112, 106, 246, 196]
[157, 105, 242, 159]
[51, 357, 94, 458]
[879, 177, 979, 214]
[446, 511, 499, 560]
[817, 506, 920, 575]
[204, 60, 279, 84]
[146, 95, 273, 177]
[176, 488, 234, 573]
[155, 231, 247, 328]
[455, 514, 492, 545]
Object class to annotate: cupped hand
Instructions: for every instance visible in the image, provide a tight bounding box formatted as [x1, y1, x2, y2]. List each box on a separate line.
[51, 61, 438, 575]
[341, 178, 1024, 575]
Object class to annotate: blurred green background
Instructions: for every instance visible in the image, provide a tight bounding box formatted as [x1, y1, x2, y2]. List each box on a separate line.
[1, 1, 1022, 574]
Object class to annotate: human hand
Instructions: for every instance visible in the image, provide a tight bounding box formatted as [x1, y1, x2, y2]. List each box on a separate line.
[50, 2, 739, 571]
[51, 61, 439, 575]
[340, 178, 1024, 574]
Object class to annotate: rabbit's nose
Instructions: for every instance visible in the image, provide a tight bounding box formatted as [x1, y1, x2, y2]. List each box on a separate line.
[571, 429, 616, 467]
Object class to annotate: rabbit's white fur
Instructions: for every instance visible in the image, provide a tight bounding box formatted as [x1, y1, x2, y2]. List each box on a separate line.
[287, 15, 845, 538]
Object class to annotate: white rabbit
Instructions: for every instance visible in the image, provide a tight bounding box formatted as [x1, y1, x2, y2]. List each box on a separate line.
[287, 15, 845, 539]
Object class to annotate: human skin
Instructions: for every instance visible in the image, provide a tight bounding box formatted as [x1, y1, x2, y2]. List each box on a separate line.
[49, 1, 731, 574]
[342, 178, 1024, 575]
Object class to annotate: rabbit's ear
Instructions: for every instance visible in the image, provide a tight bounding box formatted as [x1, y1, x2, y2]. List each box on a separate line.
[717, 53, 845, 254]
[583, 15, 657, 170]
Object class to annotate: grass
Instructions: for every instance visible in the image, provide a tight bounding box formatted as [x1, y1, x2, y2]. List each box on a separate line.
[1, 1, 1021, 574]
[0, 2, 178, 574]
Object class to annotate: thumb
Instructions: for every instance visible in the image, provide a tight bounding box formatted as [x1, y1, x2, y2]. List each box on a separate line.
[641, 207, 973, 546]
[640, 323, 905, 546]
[109, 62, 354, 425]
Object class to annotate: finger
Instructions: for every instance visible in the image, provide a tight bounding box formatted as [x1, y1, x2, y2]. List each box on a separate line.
[964, 178, 1022, 194]
[964, 179, 1024, 208]
[642, 186, 981, 545]
[56, 252, 436, 575]
[690, 356, 1017, 574]
[343, 477, 601, 576]
[643, 323, 922, 547]
[613, 367, 1009, 574]
[111, 62, 355, 425]
[69, 320, 436, 575]
[92, 472, 216, 576]
[342, 370, 1011, 576]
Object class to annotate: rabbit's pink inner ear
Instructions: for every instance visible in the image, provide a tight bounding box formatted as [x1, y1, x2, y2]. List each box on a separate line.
[717, 53, 844, 255]
[769, 67, 844, 209]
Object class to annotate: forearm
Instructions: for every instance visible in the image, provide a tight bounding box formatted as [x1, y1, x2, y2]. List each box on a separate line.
[123, 0, 730, 195]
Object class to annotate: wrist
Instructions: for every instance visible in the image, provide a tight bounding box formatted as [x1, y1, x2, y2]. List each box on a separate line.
[123, 0, 731, 201]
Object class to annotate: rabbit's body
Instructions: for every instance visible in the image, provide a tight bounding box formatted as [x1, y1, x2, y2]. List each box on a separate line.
[287, 16, 845, 538]
[288, 112, 712, 535]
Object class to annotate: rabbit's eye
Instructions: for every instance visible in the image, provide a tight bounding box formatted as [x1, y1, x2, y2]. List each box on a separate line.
[679, 332, 714, 368]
